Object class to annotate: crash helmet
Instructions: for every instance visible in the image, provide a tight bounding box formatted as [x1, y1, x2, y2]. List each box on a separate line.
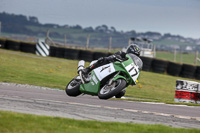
[126, 44, 141, 56]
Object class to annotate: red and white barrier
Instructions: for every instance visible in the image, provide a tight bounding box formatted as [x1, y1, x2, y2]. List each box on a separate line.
[174, 80, 200, 104]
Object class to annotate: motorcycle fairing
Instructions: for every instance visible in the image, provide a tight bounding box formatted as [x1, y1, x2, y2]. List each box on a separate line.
[124, 62, 140, 85]
[93, 63, 116, 81]
[79, 63, 116, 95]
[79, 72, 100, 95]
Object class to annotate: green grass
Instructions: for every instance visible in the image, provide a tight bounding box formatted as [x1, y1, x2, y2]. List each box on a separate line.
[0, 49, 200, 104]
[126, 71, 184, 102]
[0, 50, 79, 89]
[156, 51, 200, 66]
[154, 39, 195, 46]
[0, 111, 199, 133]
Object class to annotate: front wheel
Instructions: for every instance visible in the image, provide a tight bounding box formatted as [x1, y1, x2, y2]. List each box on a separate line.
[66, 77, 82, 97]
[98, 79, 126, 99]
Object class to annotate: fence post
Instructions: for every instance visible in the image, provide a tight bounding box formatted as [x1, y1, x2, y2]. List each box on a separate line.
[45, 29, 49, 43]
[109, 36, 112, 52]
[45, 29, 56, 46]
[128, 38, 131, 46]
[174, 47, 177, 62]
[195, 51, 199, 65]
[180, 46, 183, 63]
[153, 44, 156, 57]
[0, 21, 1, 37]
[64, 34, 67, 47]
[86, 34, 90, 49]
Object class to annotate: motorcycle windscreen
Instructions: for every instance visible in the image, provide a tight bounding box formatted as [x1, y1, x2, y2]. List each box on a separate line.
[93, 63, 116, 81]
[128, 53, 143, 70]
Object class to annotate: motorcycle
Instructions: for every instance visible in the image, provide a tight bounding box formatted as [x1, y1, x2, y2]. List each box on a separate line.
[65, 53, 143, 99]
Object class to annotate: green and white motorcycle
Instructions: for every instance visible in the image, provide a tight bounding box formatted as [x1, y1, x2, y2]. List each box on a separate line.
[65, 53, 143, 99]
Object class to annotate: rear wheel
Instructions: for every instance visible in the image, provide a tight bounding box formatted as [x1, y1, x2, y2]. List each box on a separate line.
[115, 89, 126, 98]
[66, 77, 82, 97]
[98, 79, 126, 99]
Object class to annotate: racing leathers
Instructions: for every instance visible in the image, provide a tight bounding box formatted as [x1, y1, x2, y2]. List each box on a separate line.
[81, 51, 127, 75]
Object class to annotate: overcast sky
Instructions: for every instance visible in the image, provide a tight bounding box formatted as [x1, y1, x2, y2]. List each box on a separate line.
[0, 0, 200, 38]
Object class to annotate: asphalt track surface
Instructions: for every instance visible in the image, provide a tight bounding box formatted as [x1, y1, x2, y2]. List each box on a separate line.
[0, 83, 200, 129]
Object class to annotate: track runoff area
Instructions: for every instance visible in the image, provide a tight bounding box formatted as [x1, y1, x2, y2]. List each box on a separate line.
[0, 82, 200, 129]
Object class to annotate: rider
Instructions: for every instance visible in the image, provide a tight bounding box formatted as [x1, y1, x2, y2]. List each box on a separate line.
[81, 44, 141, 75]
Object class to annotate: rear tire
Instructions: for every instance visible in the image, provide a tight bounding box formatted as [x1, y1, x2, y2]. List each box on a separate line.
[115, 89, 126, 98]
[98, 79, 126, 100]
[66, 77, 82, 97]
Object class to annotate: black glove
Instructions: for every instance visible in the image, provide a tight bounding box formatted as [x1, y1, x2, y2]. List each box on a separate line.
[115, 54, 124, 62]
[97, 57, 105, 64]
[105, 55, 115, 63]
[105, 55, 123, 62]
[115, 51, 126, 58]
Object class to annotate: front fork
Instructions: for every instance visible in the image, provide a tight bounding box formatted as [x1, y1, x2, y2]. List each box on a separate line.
[79, 71, 85, 84]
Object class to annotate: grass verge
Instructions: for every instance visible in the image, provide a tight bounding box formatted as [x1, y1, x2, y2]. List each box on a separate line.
[156, 51, 200, 66]
[0, 111, 199, 133]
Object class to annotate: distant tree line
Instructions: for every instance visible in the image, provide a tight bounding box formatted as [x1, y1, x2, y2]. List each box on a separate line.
[0, 12, 198, 48]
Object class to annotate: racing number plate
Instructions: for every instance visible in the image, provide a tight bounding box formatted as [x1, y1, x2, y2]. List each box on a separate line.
[125, 63, 139, 83]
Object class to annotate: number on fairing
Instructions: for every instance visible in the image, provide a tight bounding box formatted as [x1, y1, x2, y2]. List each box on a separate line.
[125, 63, 139, 80]
[128, 66, 138, 77]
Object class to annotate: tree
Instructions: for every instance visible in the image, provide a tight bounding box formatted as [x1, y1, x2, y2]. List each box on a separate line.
[72, 25, 82, 29]
[110, 26, 116, 33]
[95, 25, 109, 33]
[84, 27, 94, 32]
[28, 16, 39, 25]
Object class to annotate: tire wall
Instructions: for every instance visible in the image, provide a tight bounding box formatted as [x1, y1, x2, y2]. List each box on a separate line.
[0, 38, 6, 49]
[180, 64, 196, 78]
[1, 38, 199, 80]
[64, 48, 80, 60]
[167, 62, 182, 76]
[79, 50, 94, 62]
[195, 66, 200, 80]
[55, 47, 65, 58]
[93, 52, 109, 60]
[151, 59, 168, 73]
[5, 39, 21, 51]
[20, 41, 36, 54]
[0, 38, 36, 53]
[140, 56, 153, 71]
[49, 46, 57, 57]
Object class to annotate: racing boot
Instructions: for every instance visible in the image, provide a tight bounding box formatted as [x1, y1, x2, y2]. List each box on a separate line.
[80, 66, 94, 82]
[81, 57, 105, 75]
[81, 67, 91, 76]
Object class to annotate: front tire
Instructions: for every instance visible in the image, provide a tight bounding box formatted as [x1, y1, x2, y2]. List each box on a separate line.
[66, 77, 82, 97]
[98, 79, 126, 99]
